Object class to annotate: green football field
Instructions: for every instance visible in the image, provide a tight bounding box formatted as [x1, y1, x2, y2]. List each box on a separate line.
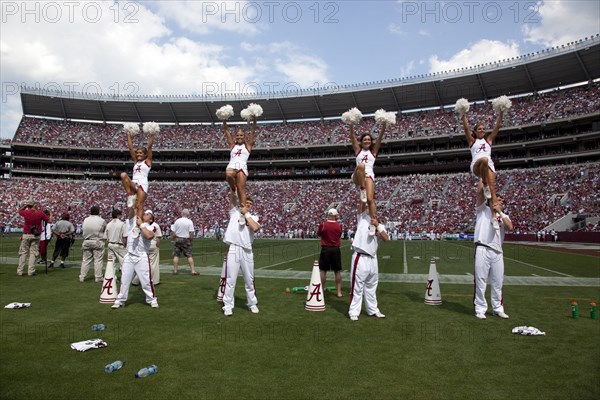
[0, 237, 598, 400]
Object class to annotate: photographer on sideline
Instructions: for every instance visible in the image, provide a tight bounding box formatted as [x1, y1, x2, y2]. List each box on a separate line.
[17, 200, 51, 276]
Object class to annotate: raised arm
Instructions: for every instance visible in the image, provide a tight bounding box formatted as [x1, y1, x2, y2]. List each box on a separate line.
[146, 134, 155, 165]
[247, 116, 257, 150]
[140, 223, 155, 240]
[223, 121, 234, 149]
[240, 206, 260, 233]
[487, 110, 504, 144]
[127, 133, 137, 162]
[372, 122, 386, 156]
[461, 114, 474, 147]
[475, 181, 486, 208]
[350, 125, 360, 154]
[229, 191, 238, 210]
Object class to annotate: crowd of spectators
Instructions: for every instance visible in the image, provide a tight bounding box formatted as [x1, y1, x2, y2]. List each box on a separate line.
[2, 162, 598, 237]
[11, 84, 599, 149]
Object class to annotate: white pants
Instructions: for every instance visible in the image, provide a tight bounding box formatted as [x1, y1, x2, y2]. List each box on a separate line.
[349, 252, 381, 317]
[132, 246, 160, 285]
[115, 253, 156, 305]
[223, 245, 257, 311]
[79, 239, 105, 281]
[474, 245, 505, 314]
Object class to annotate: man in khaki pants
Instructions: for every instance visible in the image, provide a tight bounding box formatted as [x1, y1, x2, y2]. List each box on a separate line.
[79, 206, 107, 282]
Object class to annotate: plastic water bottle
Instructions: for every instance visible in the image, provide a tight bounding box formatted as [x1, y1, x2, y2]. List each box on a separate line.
[105, 360, 124, 373]
[590, 302, 598, 320]
[92, 324, 106, 331]
[135, 364, 158, 378]
[571, 301, 579, 320]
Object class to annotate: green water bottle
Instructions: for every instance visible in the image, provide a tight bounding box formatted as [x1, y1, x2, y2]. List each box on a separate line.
[590, 302, 598, 320]
[571, 301, 579, 320]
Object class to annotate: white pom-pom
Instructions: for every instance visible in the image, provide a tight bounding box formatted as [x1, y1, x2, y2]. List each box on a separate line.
[240, 109, 251, 121]
[341, 107, 363, 125]
[454, 98, 470, 115]
[142, 122, 160, 136]
[492, 95, 512, 113]
[216, 105, 234, 121]
[374, 109, 396, 125]
[240, 103, 263, 121]
[123, 123, 140, 136]
[247, 103, 263, 117]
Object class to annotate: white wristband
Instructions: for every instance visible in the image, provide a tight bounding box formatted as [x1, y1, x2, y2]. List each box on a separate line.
[499, 212, 508, 219]
[377, 224, 386, 233]
[244, 212, 252, 220]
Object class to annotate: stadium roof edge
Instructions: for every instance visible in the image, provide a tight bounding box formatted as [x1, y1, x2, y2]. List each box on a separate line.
[19, 36, 600, 124]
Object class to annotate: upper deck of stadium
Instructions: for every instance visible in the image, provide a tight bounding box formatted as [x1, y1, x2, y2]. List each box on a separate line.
[18, 35, 600, 125]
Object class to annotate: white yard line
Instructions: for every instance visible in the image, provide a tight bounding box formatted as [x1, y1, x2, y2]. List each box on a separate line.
[449, 242, 572, 277]
[403, 240, 408, 274]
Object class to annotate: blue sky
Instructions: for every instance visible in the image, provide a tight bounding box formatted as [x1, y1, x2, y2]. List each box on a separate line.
[1, 0, 599, 139]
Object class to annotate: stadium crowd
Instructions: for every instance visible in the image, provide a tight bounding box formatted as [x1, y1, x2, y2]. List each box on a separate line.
[11, 84, 599, 149]
[2, 163, 598, 237]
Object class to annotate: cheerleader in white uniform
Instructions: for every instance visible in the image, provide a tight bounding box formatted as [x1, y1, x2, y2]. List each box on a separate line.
[223, 116, 257, 212]
[120, 129, 155, 224]
[350, 122, 387, 234]
[462, 110, 504, 229]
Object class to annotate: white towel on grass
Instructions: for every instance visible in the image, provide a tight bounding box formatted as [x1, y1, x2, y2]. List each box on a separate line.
[70, 339, 108, 352]
[4, 302, 31, 309]
[512, 326, 546, 336]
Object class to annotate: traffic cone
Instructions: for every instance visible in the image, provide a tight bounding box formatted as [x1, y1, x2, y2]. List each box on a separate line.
[99, 255, 118, 304]
[216, 256, 226, 302]
[305, 261, 325, 311]
[424, 258, 442, 305]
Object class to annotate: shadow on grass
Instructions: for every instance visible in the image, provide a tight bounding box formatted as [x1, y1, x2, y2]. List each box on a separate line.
[405, 290, 473, 316]
[324, 291, 349, 316]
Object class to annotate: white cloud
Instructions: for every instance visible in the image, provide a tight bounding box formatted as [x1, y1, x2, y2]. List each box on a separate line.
[523, 1, 600, 46]
[428, 40, 520, 73]
[152, 0, 263, 35]
[388, 23, 405, 36]
[240, 41, 330, 88]
[0, 1, 318, 137]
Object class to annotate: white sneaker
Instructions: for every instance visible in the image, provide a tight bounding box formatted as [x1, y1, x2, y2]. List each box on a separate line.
[494, 311, 509, 319]
[372, 311, 386, 318]
[127, 194, 137, 208]
[150, 301, 159, 308]
[248, 305, 259, 314]
[368, 224, 376, 236]
[475, 312, 486, 320]
[360, 189, 367, 204]
[112, 302, 123, 309]
[483, 185, 492, 200]
[223, 308, 233, 316]
[238, 215, 246, 226]
[349, 315, 358, 321]
[491, 218, 500, 231]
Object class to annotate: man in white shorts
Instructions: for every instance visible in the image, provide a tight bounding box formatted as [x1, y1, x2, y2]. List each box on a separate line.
[473, 181, 513, 320]
[222, 192, 260, 316]
[348, 202, 389, 321]
[112, 204, 158, 309]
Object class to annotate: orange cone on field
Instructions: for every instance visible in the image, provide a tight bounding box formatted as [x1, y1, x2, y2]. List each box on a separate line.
[305, 260, 325, 311]
[424, 258, 442, 305]
[99, 255, 118, 304]
[216, 256, 226, 302]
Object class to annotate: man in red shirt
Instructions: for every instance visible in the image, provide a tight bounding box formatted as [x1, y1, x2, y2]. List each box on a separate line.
[17, 200, 51, 276]
[317, 208, 343, 297]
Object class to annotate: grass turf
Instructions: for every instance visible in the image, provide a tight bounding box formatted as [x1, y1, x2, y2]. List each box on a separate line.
[0, 237, 598, 400]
